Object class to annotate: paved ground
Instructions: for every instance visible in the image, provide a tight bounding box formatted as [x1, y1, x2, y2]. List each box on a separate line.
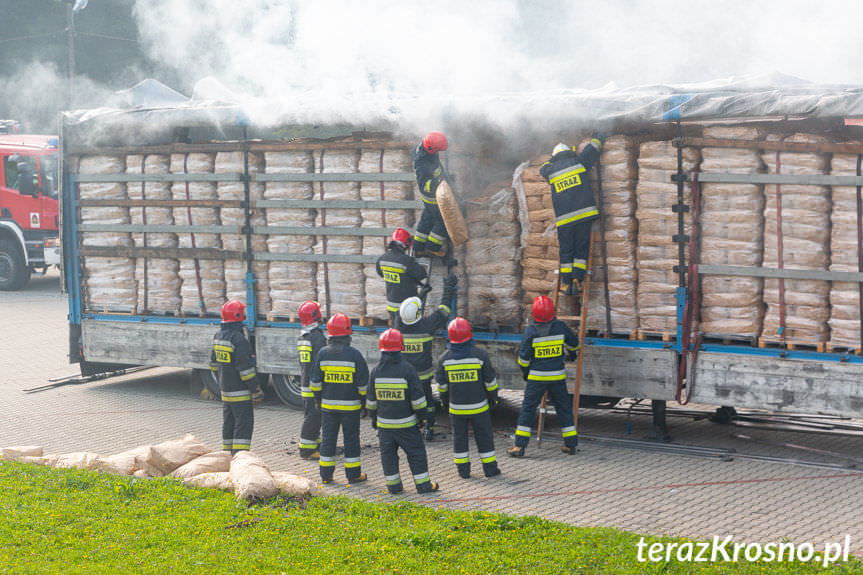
[3, 269, 863, 555]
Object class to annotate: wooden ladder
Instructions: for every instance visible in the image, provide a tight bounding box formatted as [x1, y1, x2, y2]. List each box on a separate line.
[536, 230, 595, 448]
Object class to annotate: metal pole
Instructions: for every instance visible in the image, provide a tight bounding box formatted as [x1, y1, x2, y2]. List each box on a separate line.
[66, 2, 75, 110]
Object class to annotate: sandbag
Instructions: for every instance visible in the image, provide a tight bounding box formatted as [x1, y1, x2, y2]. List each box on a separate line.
[147, 434, 210, 475]
[52, 452, 105, 471]
[271, 471, 316, 497]
[21, 455, 56, 466]
[0, 446, 43, 461]
[436, 180, 469, 246]
[230, 451, 278, 500]
[183, 471, 234, 491]
[170, 451, 231, 479]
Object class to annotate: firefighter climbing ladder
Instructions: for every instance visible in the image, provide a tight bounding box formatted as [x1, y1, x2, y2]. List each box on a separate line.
[536, 230, 595, 448]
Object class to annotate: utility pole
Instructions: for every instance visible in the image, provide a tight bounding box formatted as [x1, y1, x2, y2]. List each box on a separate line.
[65, 0, 76, 110]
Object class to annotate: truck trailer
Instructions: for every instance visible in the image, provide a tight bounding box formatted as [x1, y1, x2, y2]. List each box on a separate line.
[60, 79, 863, 427]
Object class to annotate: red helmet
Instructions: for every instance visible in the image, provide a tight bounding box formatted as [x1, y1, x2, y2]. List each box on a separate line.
[447, 317, 472, 344]
[221, 299, 245, 322]
[298, 301, 322, 326]
[422, 131, 448, 154]
[379, 328, 404, 352]
[532, 295, 555, 323]
[390, 227, 412, 250]
[327, 313, 352, 337]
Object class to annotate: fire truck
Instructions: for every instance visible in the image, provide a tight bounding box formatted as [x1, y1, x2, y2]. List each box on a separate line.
[0, 121, 61, 290]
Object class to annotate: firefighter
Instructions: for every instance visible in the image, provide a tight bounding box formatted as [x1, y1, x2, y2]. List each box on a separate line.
[296, 300, 326, 460]
[539, 133, 605, 296]
[508, 296, 580, 457]
[435, 317, 501, 479]
[412, 130, 450, 258]
[367, 329, 440, 494]
[210, 300, 260, 454]
[395, 272, 458, 441]
[376, 227, 429, 324]
[311, 313, 370, 484]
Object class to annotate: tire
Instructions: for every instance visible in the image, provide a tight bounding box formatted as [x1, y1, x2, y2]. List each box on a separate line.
[271, 374, 304, 410]
[0, 240, 27, 291]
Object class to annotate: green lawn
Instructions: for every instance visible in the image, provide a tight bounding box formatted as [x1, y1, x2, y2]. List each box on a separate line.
[0, 461, 858, 574]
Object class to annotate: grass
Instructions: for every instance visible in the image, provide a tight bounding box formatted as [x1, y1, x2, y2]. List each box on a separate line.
[0, 461, 859, 574]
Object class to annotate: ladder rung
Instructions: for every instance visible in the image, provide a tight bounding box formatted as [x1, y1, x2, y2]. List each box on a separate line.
[558, 315, 582, 321]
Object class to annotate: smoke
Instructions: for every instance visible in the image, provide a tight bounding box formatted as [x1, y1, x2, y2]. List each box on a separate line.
[130, 0, 863, 132]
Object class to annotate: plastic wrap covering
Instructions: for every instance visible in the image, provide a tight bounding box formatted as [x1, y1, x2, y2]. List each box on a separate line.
[171, 153, 224, 315]
[761, 134, 830, 343]
[635, 141, 700, 333]
[315, 150, 364, 316]
[359, 149, 412, 319]
[585, 136, 639, 333]
[829, 150, 863, 349]
[698, 126, 766, 338]
[264, 151, 317, 318]
[77, 154, 137, 312]
[465, 183, 522, 329]
[126, 154, 181, 314]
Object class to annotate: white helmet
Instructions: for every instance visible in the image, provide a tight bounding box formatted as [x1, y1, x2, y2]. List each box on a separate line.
[552, 143, 571, 156]
[399, 296, 423, 326]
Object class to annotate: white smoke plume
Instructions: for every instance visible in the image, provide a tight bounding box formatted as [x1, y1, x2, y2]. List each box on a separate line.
[131, 0, 863, 131]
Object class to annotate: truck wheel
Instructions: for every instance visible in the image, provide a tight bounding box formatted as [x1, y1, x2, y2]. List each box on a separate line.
[271, 374, 303, 410]
[0, 240, 27, 290]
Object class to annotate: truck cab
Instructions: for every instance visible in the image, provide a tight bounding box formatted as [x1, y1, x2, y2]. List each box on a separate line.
[0, 134, 61, 290]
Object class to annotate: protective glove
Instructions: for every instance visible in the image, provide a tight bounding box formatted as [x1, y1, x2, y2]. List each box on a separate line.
[567, 349, 578, 362]
[251, 388, 265, 405]
[416, 418, 425, 430]
[439, 392, 449, 412]
[520, 365, 530, 380]
[591, 131, 608, 143]
[487, 395, 498, 410]
[444, 272, 458, 291]
[370, 415, 378, 430]
[361, 407, 369, 419]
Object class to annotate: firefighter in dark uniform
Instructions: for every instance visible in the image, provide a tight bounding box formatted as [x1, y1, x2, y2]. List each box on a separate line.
[296, 300, 326, 460]
[539, 133, 605, 296]
[210, 300, 259, 454]
[436, 317, 501, 479]
[367, 329, 440, 494]
[376, 227, 428, 325]
[508, 296, 580, 457]
[412, 130, 449, 258]
[311, 313, 370, 484]
[394, 272, 457, 441]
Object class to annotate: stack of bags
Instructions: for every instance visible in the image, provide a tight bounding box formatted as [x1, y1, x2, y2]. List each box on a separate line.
[828, 150, 863, 349]
[315, 150, 365, 317]
[517, 157, 559, 305]
[216, 152, 270, 315]
[635, 141, 701, 333]
[76, 154, 137, 312]
[359, 148, 415, 321]
[264, 151, 318, 318]
[761, 133, 831, 344]
[584, 136, 639, 333]
[464, 181, 522, 329]
[171, 153, 225, 316]
[0, 435, 315, 500]
[126, 154, 181, 315]
[698, 126, 766, 338]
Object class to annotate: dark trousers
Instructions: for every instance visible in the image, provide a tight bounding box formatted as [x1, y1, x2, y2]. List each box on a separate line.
[421, 377, 436, 428]
[414, 204, 448, 251]
[515, 381, 577, 448]
[319, 410, 362, 481]
[378, 426, 431, 492]
[222, 399, 253, 453]
[299, 398, 321, 456]
[452, 411, 498, 476]
[556, 220, 593, 283]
